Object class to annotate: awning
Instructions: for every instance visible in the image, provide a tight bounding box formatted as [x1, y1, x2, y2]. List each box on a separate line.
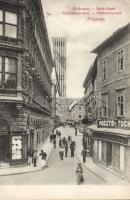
[88, 124, 130, 137]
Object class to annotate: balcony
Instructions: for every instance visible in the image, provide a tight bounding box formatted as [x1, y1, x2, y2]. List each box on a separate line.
[0, 89, 17, 97]
[23, 92, 51, 115]
[0, 89, 23, 103]
[0, 0, 26, 6]
[0, 36, 18, 46]
[25, 55, 51, 96]
[0, 36, 23, 51]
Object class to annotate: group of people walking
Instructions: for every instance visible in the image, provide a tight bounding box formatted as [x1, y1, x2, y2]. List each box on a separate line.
[27, 125, 85, 185]
[59, 136, 76, 160]
[50, 128, 77, 161]
[27, 149, 47, 169]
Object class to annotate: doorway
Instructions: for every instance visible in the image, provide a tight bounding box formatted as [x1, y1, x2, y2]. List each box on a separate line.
[0, 119, 10, 164]
[0, 135, 10, 163]
[106, 142, 112, 166]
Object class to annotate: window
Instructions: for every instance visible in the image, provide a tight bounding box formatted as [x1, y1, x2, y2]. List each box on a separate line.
[117, 49, 124, 72]
[79, 115, 82, 118]
[0, 10, 17, 38]
[0, 57, 2, 88]
[0, 56, 17, 89]
[117, 95, 124, 116]
[113, 143, 120, 169]
[0, 10, 3, 36]
[101, 141, 106, 162]
[101, 97, 108, 117]
[101, 59, 107, 80]
[79, 106, 81, 110]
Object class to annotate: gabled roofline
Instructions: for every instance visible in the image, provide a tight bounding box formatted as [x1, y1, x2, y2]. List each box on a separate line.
[92, 23, 130, 54]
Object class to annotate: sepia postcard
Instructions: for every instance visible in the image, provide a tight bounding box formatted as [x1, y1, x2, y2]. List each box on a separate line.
[0, 0, 130, 199]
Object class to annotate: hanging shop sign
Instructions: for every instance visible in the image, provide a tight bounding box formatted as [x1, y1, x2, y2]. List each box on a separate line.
[98, 120, 130, 129]
[12, 136, 22, 160]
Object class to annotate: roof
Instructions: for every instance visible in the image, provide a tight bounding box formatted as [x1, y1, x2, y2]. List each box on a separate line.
[69, 100, 78, 111]
[92, 23, 130, 54]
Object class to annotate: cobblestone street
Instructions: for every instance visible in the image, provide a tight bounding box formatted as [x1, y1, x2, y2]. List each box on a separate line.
[0, 127, 104, 185]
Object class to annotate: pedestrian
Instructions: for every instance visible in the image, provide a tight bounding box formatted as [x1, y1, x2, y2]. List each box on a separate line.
[39, 150, 47, 168]
[68, 136, 71, 144]
[53, 138, 56, 148]
[27, 149, 32, 165]
[76, 162, 84, 185]
[53, 133, 56, 140]
[59, 130, 61, 138]
[59, 138, 62, 147]
[56, 129, 59, 137]
[82, 135, 87, 149]
[62, 137, 66, 146]
[70, 141, 76, 157]
[81, 148, 87, 163]
[75, 126, 77, 136]
[59, 147, 64, 160]
[65, 142, 68, 157]
[32, 149, 35, 164]
[50, 134, 52, 143]
[33, 150, 38, 167]
[86, 148, 90, 157]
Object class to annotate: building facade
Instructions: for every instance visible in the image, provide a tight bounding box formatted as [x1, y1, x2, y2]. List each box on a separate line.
[53, 37, 66, 97]
[56, 98, 79, 123]
[68, 99, 85, 124]
[51, 67, 60, 128]
[0, 0, 53, 165]
[86, 23, 130, 179]
[83, 58, 97, 124]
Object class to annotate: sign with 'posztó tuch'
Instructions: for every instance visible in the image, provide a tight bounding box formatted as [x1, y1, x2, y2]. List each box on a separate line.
[98, 120, 130, 129]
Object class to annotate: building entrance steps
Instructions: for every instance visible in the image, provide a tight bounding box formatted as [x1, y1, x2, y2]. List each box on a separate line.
[0, 136, 53, 176]
[75, 130, 129, 185]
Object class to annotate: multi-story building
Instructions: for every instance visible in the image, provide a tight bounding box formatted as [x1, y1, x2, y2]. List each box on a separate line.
[51, 67, 60, 128]
[56, 98, 79, 123]
[83, 58, 97, 124]
[0, 0, 53, 165]
[53, 37, 66, 97]
[68, 98, 85, 124]
[86, 23, 130, 179]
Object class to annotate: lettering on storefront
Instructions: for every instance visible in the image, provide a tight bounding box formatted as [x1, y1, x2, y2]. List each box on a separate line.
[98, 120, 130, 129]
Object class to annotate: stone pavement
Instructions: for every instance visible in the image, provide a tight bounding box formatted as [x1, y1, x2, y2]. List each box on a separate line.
[0, 136, 53, 176]
[75, 130, 130, 185]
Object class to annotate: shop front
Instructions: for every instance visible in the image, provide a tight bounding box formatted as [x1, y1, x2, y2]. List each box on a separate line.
[89, 123, 130, 178]
[84, 128, 94, 157]
[0, 118, 29, 166]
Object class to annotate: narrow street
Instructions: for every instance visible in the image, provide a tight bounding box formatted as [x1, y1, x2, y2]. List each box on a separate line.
[0, 127, 105, 185]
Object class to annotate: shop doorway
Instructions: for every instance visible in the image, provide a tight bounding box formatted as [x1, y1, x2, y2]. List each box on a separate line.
[0, 119, 10, 164]
[27, 131, 34, 153]
[0, 135, 10, 163]
[106, 142, 112, 166]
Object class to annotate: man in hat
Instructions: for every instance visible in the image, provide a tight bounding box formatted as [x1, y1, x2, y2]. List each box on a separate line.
[39, 150, 47, 168]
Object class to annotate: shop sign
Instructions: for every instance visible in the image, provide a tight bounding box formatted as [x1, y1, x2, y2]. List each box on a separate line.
[12, 136, 22, 160]
[98, 120, 130, 129]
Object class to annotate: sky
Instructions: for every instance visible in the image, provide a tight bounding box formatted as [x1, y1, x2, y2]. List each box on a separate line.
[42, 0, 130, 98]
